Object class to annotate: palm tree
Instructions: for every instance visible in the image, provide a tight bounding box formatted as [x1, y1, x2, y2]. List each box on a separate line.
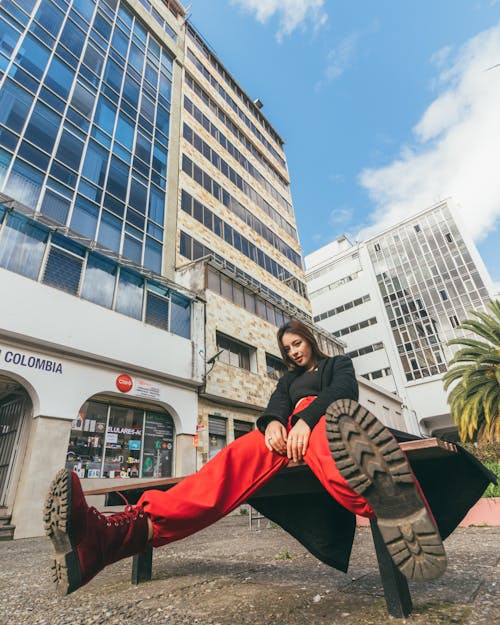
[443, 299, 500, 442]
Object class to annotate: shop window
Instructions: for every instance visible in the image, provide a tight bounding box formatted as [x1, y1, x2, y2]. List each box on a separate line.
[66, 401, 108, 478]
[142, 410, 174, 478]
[65, 401, 174, 479]
[208, 415, 226, 459]
[102, 405, 144, 478]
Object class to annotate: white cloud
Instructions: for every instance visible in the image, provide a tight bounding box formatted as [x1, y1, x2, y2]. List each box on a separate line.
[314, 32, 359, 92]
[230, 0, 327, 41]
[315, 21, 379, 92]
[358, 23, 500, 244]
[329, 207, 353, 225]
[324, 32, 359, 81]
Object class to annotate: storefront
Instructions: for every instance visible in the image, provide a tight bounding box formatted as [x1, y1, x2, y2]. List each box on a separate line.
[67, 399, 176, 480]
[0, 337, 200, 539]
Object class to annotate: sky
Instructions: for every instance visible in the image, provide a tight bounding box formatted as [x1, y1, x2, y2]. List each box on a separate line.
[184, 0, 500, 291]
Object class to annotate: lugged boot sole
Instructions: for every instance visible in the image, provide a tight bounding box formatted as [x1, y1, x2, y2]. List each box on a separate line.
[325, 399, 447, 582]
[43, 468, 83, 595]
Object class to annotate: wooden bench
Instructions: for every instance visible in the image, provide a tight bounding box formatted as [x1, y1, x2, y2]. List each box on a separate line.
[85, 437, 457, 618]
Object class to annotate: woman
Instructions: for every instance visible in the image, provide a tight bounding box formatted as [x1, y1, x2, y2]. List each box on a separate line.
[44, 320, 489, 595]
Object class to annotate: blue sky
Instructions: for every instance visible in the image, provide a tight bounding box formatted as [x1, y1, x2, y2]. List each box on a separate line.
[185, 0, 500, 290]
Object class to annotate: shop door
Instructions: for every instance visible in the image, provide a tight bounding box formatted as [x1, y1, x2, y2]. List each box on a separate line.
[0, 394, 29, 507]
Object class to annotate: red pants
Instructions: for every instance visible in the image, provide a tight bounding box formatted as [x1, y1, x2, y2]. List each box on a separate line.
[138, 397, 375, 548]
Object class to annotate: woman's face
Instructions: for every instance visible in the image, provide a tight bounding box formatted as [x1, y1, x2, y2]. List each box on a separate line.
[281, 332, 315, 369]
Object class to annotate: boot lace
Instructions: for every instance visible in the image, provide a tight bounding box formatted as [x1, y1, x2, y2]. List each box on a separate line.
[90, 490, 146, 527]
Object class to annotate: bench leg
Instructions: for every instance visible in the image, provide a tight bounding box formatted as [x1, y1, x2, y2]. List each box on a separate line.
[132, 545, 153, 585]
[369, 519, 413, 618]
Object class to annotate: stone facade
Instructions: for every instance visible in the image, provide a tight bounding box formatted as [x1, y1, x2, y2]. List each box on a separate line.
[204, 290, 280, 406]
[177, 30, 310, 314]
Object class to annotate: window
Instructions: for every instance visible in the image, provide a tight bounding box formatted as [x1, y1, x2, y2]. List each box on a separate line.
[0, 212, 48, 279]
[216, 332, 252, 371]
[450, 315, 460, 329]
[81, 253, 117, 308]
[15, 35, 51, 80]
[4, 158, 44, 208]
[144, 237, 162, 274]
[234, 420, 253, 439]
[55, 130, 84, 172]
[145, 284, 169, 330]
[70, 195, 99, 239]
[43, 243, 84, 295]
[40, 189, 71, 224]
[44, 56, 75, 99]
[115, 268, 143, 319]
[312, 295, 371, 322]
[266, 353, 286, 380]
[170, 292, 191, 339]
[25, 101, 61, 153]
[208, 415, 227, 459]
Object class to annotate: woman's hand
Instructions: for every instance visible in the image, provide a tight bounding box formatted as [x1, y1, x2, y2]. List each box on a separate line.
[264, 420, 287, 455]
[287, 419, 311, 462]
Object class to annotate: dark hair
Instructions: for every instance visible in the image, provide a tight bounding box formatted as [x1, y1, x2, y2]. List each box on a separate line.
[277, 319, 328, 370]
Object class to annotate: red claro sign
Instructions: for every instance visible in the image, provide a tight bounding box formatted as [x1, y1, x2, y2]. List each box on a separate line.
[116, 374, 133, 393]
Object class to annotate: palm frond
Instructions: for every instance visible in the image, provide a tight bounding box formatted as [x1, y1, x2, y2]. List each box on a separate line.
[445, 299, 499, 442]
[460, 307, 500, 343]
[447, 337, 495, 352]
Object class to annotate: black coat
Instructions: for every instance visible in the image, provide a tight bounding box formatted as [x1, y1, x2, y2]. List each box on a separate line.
[256, 355, 358, 433]
[250, 356, 496, 572]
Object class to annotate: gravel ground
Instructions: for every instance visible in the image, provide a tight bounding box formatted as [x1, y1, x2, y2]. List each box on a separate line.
[0, 515, 498, 625]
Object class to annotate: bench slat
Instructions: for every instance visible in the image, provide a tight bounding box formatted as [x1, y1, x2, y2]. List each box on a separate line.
[84, 437, 456, 497]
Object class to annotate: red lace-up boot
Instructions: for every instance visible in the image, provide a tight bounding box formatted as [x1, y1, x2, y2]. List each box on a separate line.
[44, 468, 150, 595]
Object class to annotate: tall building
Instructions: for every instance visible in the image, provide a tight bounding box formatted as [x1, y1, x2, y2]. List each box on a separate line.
[174, 23, 345, 465]
[0, 0, 406, 538]
[0, 0, 204, 539]
[305, 200, 495, 438]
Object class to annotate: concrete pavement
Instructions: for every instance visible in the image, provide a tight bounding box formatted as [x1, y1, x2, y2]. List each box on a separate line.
[0, 514, 498, 625]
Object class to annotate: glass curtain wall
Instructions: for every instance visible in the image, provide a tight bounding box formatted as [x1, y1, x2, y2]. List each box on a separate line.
[0, 0, 176, 273]
[368, 204, 490, 381]
[0, 205, 192, 337]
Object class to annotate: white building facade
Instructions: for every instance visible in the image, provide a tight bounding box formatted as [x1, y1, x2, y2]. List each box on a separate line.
[305, 201, 495, 439]
[0, 0, 206, 539]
